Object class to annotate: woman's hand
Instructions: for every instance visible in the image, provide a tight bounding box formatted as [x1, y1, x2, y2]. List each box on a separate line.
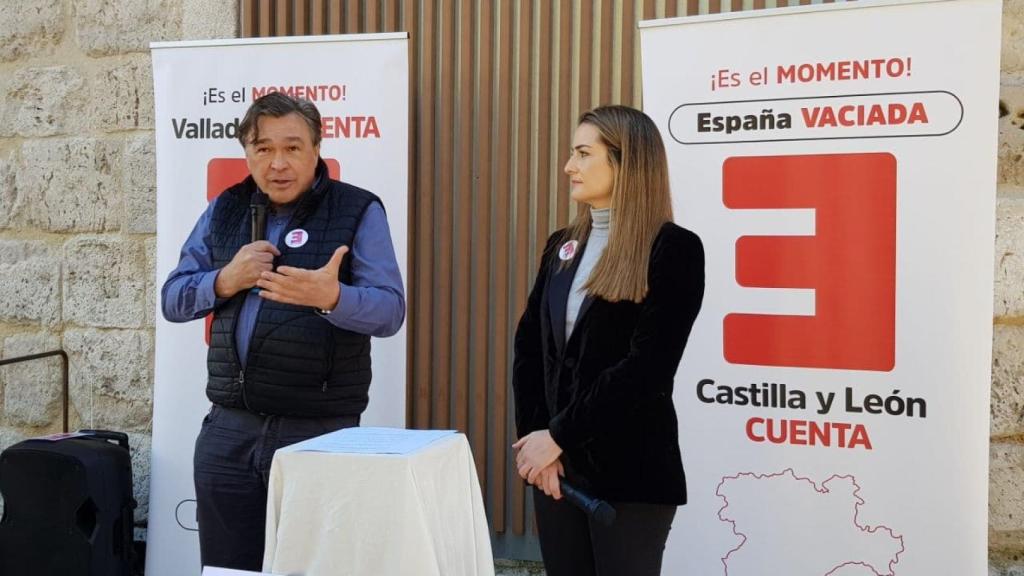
[533, 460, 565, 500]
[512, 430, 563, 484]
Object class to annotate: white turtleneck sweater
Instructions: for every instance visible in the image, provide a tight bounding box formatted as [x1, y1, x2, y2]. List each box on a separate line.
[565, 207, 610, 339]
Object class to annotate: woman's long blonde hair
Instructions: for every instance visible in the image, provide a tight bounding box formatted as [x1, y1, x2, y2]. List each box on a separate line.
[563, 105, 674, 303]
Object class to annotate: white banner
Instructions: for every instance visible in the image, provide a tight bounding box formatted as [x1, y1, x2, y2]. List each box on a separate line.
[641, 1, 999, 574]
[149, 34, 409, 576]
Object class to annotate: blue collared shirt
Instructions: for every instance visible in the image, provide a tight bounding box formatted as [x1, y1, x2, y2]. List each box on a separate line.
[161, 194, 405, 367]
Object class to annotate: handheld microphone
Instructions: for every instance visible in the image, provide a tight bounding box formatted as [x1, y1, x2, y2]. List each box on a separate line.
[559, 479, 616, 526]
[249, 192, 269, 294]
[250, 191, 268, 243]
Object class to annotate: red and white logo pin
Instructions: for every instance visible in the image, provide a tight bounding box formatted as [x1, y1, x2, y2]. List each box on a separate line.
[558, 240, 579, 261]
[284, 229, 309, 248]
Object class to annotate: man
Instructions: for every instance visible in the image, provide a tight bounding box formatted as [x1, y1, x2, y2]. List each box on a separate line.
[161, 92, 405, 570]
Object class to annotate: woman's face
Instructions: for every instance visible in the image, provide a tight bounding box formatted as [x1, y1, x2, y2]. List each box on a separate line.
[565, 123, 615, 209]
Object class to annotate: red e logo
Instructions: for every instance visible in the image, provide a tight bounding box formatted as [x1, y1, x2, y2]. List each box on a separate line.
[284, 229, 309, 248]
[723, 153, 896, 372]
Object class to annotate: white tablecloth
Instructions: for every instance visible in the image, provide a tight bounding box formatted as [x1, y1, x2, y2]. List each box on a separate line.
[263, 434, 495, 576]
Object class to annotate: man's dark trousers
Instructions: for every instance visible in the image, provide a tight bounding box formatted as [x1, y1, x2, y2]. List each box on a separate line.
[193, 404, 359, 571]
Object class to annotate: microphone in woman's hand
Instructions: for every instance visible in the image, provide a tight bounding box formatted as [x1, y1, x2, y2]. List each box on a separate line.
[559, 479, 616, 526]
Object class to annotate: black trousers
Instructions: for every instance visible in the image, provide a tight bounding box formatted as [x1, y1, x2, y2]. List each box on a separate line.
[193, 404, 359, 571]
[533, 488, 677, 576]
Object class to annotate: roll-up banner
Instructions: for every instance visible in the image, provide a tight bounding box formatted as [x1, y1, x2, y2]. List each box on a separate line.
[149, 34, 409, 575]
[641, 1, 1000, 573]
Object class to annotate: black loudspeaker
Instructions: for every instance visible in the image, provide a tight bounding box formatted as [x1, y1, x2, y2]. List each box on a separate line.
[0, 430, 136, 576]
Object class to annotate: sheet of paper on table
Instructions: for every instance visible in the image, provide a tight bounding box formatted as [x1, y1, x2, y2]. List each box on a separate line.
[279, 427, 456, 455]
[202, 567, 278, 576]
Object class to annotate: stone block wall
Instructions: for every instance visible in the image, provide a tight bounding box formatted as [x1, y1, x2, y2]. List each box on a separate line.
[0, 0, 236, 536]
[993, 2, 1024, 573]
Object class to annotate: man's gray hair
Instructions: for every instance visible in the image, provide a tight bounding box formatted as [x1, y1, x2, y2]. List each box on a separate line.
[238, 92, 323, 147]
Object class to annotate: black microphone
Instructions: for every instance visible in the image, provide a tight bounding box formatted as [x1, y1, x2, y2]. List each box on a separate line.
[559, 479, 616, 526]
[250, 191, 268, 243]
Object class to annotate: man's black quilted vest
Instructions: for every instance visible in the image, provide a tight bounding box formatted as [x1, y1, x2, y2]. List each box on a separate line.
[206, 160, 379, 417]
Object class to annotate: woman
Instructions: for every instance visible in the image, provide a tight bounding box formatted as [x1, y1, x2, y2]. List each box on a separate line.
[511, 105, 704, 575]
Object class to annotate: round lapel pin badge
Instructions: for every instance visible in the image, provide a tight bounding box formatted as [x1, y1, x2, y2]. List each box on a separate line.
[558, 240, 579, 261]
[284, 229, 309, 248]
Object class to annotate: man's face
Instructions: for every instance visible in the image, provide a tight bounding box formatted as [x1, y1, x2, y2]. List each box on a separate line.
[244, 113, 320, 206]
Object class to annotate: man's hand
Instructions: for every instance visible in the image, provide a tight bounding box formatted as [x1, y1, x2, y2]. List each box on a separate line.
[256, 245, 349, 310]
[512, 429, 563, 485]
[215, 241, 280, 298]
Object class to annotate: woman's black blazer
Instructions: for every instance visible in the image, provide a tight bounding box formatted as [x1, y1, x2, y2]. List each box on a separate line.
[512, 222, 705, 505]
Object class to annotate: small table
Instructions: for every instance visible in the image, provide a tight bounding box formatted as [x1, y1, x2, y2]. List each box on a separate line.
[263, 434, 494, 576]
